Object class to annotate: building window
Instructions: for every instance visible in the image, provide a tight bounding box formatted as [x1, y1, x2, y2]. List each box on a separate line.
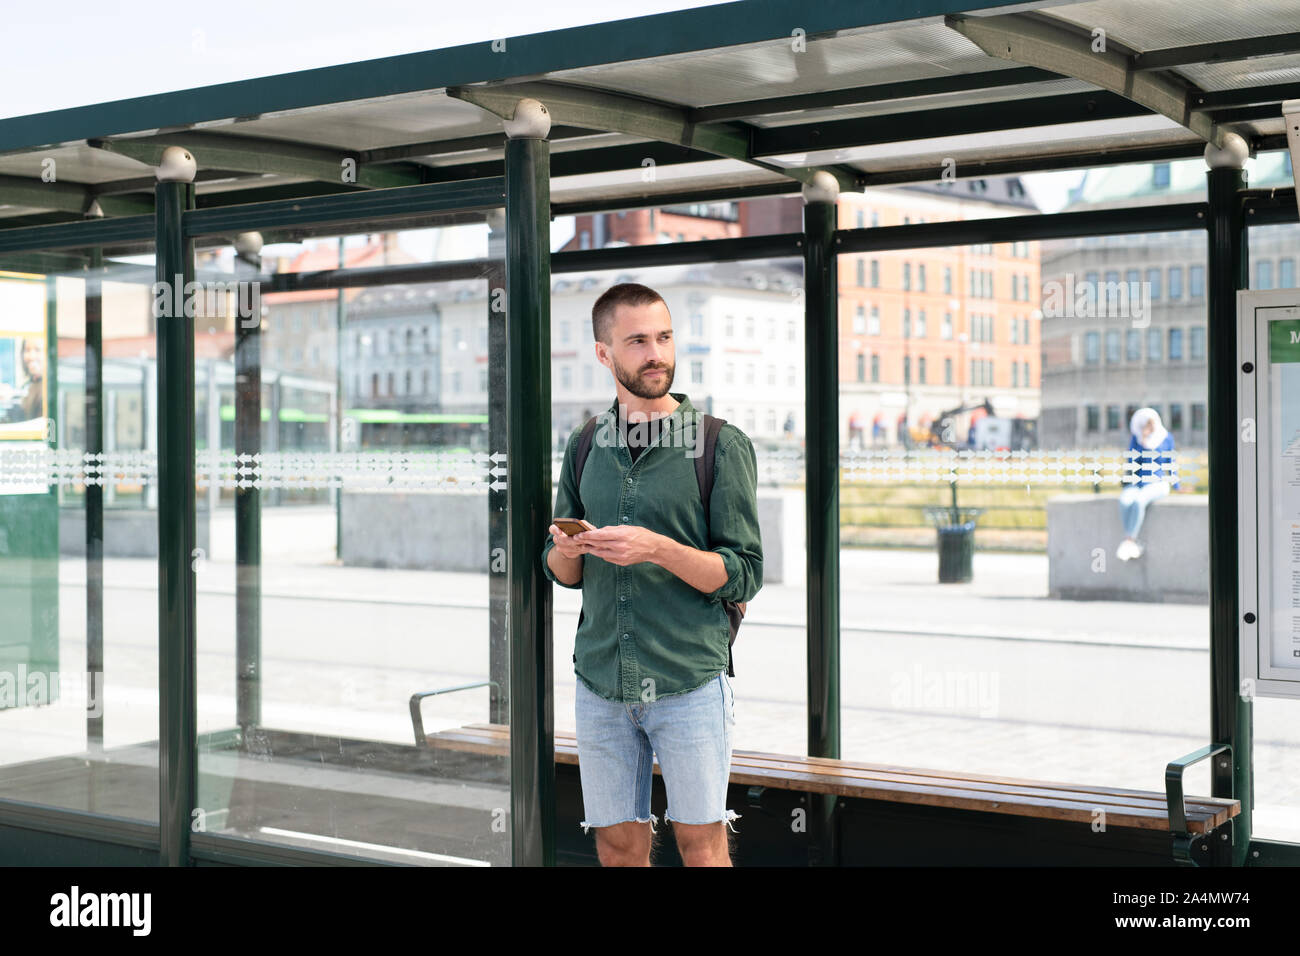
[1146, 268, 1161, 301]
[857, 259, 866, 286]
[902, 310, 911, 338]
[725, 363, 735, 384]
[1169, 327, 1184, 360]
[916, 310, 927, 338]
[942, 313, 953, 340]
[871, 354, 880, 382]
[725, 315, 735, 337]
[1106, 405, 1121, 430]
[903, 263, 911, 291]
[1086, 405, 1101, 432]
[1011, 319, 1019, 344]
[944, 357, 953, 385]
[870, 260, 880, 288]
[853, 306, 866, 334]
[943, 267, 953, 294]
[559, 320, 570, 344]
[918, 356, 926, 384]
[1022, 361, 1030, 386]
[1147, 328, 1163, 361]
[1153, 163, 1171, 188]
[1191, 403, 1206, 430]
[1022, 318, 1030, 344]
[1190, 325, 1205, 360]
[1169, 402, 1184, 431]
[903, 355, 911, 385]
[871, 210, 879, 228]
[1012, 362, 1019, 387]
[918, 264, 927, 291]
[583, 364, 593, 388]
[1105, 329, 1121, 363]
[788, 320, 797, 341]
[767, 365, 777, 385]
[745, 364, 755, 385]
[691, 360, 704, 385]
[856, 210, 864, 228]
[1126, 329, 1141, 362]
[1189, 265, 1205, 299]
[690, 313, 705, 337]
[1280, 258, 1296, 288]
[856, 353, 865, 382]
[1084, 331, 1100, 364]
[768, 318, 777, 340]
[1257, 259, 1274, 290]
[868, 306, 880, 335]
[745, 317, 755, 339]
[371, 372, 379, 398]
[1169, 266, 1183, 299]
[560, 366, 571, 390]
[787, 366, 796, 386]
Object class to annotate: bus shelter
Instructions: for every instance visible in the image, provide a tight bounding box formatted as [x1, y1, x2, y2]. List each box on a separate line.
[0, 0, 1296, 867]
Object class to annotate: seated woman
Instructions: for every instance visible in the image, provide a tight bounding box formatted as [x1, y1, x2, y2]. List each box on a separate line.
[1117, 407, 1179, 561]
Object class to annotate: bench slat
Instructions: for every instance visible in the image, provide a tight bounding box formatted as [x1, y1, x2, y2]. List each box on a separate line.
[426, 724, 1237, 833]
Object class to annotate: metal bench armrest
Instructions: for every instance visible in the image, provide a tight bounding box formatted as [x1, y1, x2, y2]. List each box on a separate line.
[409, 681, 500, 746]
[1165, 742, 1232, 865]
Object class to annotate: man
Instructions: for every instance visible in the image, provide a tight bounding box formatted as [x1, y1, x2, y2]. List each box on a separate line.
[542, 282, 763, 867]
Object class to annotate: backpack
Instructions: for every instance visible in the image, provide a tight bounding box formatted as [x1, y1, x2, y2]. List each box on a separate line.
[571, 412, 746, 677]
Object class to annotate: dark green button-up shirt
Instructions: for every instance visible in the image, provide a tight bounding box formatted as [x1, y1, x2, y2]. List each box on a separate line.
[542, 392, 763, 703]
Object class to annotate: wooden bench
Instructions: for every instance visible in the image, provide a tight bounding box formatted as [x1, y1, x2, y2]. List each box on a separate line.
[425, 723, 1239, 837]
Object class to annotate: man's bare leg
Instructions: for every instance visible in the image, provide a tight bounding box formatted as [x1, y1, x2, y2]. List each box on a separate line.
[672, 820, 732, 867]
[593, 820, 653, 866]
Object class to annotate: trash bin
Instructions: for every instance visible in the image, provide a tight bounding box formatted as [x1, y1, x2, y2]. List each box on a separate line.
[923, 506, 982, 583]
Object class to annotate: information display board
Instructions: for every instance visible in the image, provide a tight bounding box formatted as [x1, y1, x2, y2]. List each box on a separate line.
[1239, 291, 1300, 698]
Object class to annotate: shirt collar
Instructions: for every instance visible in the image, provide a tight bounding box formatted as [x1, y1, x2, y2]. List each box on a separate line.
[603, 392, 697, 446]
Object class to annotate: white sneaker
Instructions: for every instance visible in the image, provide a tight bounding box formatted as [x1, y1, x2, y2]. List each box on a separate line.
[1116, 539, 1137, 561]
[1131, 540, 1144, 559]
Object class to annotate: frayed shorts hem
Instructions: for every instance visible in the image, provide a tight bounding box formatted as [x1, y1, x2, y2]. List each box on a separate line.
[580, 813, 659, 835]
[664, 808, 742, 833]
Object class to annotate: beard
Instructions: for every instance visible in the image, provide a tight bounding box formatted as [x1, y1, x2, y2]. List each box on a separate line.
[612, 355, 674, 399]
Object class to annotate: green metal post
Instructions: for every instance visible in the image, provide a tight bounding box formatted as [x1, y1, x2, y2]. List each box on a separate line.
[803, 178, 841, 866]
[487, 213, 509, 726]
[234, 234, 262, 732]
[85, 249, 104, 746]
[1206, 159, 1251, 866]
[155, 158, 197, 868]
[505, 114, 554, 868]
[335, 235, 345, 559]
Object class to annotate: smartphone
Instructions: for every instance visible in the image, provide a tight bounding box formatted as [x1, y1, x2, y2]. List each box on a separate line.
[552, 517, 595, 536]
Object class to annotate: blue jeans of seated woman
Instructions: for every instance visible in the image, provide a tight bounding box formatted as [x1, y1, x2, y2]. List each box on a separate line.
[1118, 480, 1170, 538]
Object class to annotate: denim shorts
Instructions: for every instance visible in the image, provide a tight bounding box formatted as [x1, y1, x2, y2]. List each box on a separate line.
[574, 670, 739, 834]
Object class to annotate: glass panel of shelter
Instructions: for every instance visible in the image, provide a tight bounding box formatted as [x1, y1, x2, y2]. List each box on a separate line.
[0, 246, 162, 825]
[189, 216, 510, 865]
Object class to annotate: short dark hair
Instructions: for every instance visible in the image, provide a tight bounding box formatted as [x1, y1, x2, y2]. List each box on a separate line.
[591, 282, 667, 344]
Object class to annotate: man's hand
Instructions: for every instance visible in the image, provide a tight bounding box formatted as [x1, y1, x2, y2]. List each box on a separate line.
[548, 524, 591, 560]
[575, 525, 665, 567]
[546, 524, 587, 586]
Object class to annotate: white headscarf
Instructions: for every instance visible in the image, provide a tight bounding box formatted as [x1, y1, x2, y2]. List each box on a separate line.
[1130, 406, 1169, 450]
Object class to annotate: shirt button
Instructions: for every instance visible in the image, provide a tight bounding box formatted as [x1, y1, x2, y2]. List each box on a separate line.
[620, 595, 626, 601]
[626, 477, 632, 484]
[622, 633, 629, 640]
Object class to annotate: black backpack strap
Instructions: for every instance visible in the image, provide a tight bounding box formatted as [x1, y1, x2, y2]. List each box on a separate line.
[694, 414, 726, 521]
[573, 416, 599, 499]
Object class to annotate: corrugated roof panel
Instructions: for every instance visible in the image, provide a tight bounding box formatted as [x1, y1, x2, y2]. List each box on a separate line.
[541, 21, 1010, 109]
[1042, 0, 1300, 49]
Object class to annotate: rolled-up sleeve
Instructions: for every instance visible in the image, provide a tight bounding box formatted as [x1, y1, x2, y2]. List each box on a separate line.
[541, 427, 585, 589]
[705, 428, 763, 604]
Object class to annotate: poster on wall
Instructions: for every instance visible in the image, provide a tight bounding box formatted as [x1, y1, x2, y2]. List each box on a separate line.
[0, 275, 49, 441]
[1239, 293, 1300, 699]
[1265, 317, 1300, 675]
